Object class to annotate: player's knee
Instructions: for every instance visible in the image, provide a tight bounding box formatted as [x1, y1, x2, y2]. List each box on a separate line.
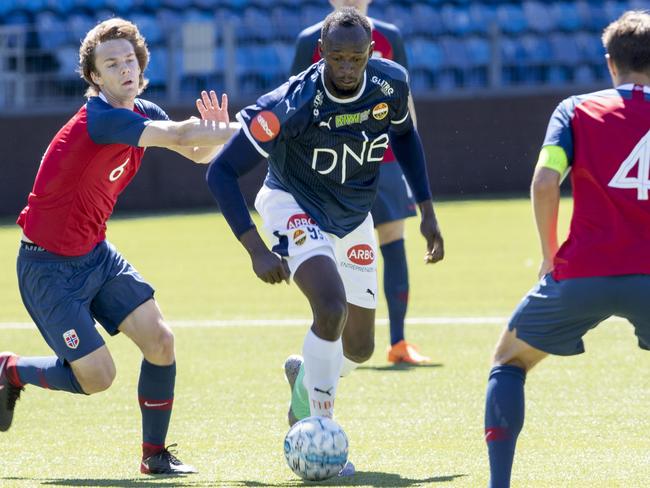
[313, 298, 348, 339]
[78, 362, 116, 394]
[345, 338, 374, 363]
[144, 322, 175, 363]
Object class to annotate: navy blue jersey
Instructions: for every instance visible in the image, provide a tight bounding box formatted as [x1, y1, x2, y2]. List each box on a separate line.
[236, 58, 413, 237]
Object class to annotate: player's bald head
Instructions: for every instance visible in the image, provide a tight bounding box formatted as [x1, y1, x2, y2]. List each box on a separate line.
[321, 6, 372, 47]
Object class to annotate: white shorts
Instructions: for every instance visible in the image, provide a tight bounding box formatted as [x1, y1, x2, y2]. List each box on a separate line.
[254, 185, 378, 309]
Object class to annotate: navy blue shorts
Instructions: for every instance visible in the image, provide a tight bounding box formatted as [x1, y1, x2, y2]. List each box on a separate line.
[17, 240, 155, 362]
[370, 162, 417, 227]
[509, 273, 650, 356]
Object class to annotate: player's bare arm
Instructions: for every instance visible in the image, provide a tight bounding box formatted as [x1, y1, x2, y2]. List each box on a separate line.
[531, 164, 561, 278]
[138, 117, 240, 151]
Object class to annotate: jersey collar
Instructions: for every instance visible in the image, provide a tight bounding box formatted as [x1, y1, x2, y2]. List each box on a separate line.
[616, 83, 650, 94]
[320, 65, 367, 104]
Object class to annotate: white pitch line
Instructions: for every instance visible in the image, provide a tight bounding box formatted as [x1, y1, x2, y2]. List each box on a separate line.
[0, 316, 630, 330]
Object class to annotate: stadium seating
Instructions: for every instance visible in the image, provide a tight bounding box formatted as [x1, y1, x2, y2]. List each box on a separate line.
[0, 0, 635, 100]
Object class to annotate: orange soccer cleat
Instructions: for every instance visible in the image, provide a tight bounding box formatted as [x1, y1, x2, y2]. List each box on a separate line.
[387, 340, 431, 364]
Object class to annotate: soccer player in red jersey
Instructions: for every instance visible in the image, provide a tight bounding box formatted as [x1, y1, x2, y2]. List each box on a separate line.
[484, 11, 650, 487]
[0, 18, 238, 474]
[291, 0, 430, 365]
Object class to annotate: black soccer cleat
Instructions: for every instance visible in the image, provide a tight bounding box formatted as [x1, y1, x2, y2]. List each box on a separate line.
[0, 352, 23, 432]
[140, 444, 197, 475]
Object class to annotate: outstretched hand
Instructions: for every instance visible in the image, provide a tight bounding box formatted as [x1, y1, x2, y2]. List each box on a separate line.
[196, 90, 229, 124]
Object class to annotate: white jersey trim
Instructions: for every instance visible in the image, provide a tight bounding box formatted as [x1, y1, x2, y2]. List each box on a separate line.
[617, 83, 650, 94]
[321, 68, 367, 104]
[236, 112, 270, 158]
[391, 111, 410, 125]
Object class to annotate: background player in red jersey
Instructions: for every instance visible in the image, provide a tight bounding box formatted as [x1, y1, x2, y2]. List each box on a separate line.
[0, 18, 238, 475]
[484, 11, 650, 488]
[291, 0, 430, 365]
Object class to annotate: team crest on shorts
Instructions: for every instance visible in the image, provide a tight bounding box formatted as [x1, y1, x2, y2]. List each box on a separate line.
[293, 229, 307, 246]
[63, 329, 80, 349]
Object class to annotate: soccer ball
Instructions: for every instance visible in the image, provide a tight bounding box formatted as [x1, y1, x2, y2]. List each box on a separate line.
[283, 416, 349, 481]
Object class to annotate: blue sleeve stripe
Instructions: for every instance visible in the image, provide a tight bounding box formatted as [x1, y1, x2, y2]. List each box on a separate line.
[236, 112, 269, 158]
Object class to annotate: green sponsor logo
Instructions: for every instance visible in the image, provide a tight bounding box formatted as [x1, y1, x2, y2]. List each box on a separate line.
[335, 110, 370, 128]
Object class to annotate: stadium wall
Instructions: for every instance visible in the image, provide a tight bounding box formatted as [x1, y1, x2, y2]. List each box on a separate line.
[1, 91, 575, 218]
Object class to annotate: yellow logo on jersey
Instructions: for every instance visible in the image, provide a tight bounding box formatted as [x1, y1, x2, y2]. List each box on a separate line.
[372, 103, 388, 120]
[335, 110, 370, 128]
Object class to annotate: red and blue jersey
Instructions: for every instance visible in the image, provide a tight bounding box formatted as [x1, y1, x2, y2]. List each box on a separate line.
[290, 17, 408, 164]
[17, 95, 169, 256]
[543, 84, 650, 280]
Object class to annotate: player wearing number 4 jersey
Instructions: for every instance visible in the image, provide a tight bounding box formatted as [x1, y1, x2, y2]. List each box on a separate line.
[484, 11, 650, 488]
[0, 18, 238, 475]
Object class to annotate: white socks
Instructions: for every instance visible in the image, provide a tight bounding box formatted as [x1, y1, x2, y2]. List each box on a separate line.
[339, 356, 360, 377]
[302, 329, 343, 418]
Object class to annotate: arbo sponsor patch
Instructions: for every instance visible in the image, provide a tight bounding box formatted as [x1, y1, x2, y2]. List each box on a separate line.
[347, 244, 375, 265]
[250, 111, 280, 142]
[286, 213, 315, 229]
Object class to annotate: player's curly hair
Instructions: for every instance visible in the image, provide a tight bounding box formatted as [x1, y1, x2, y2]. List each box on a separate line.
[602, 10, 650, 74]
[78, 18, 149, 98]
[321, 6, 372, 44]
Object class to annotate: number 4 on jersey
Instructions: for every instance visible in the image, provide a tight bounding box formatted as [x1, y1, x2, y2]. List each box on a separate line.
[608, 129, 650, 200]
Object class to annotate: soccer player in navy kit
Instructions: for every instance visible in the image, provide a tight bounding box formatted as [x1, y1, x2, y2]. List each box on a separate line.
[0, 18, 238, 474]
[206, 8, 444, 475]
[292, 0, 430, 365]
[484, 11, 650, 487]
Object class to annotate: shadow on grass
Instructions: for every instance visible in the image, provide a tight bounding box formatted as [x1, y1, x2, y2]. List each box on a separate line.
[357, 363, 443, 372]
[242, 471, 468, 487]
[3, 472, 467, 487]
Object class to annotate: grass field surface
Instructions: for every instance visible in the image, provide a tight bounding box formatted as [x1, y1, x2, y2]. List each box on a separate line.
[2, 198, 650, 487]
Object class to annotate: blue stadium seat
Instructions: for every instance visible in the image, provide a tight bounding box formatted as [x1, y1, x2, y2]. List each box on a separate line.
[300, 4, 331, 27]
[383, 3, 413, 36]
[411, 3, 443, 36]
[549, 32, 581, 65]
[439, 37, 469, 70]
[146, 46, 167, 86]
[271, 6, 302, 39]
[523, 1, 556, 33]
[21, 0, 47, 13]
[464, 36, 491, 67]
[55, 45, 80, 77]
[0, 0, 18, 18]
[129, 12, 163, 46]
[574, 32, 605, 63]
[274, 42, 294, 75]
[496, 4, 527, 34]
[67, 13, 95, 44]
[106, 0, 134, 13]
[467, 3, 498, 35]
[35, 11, 68, 49]
[440, 4, 472, 36]
[520, 34, 553, 64]
[161, 0, 192, 8]
[573, 64, 596, 84]
[553, 1, 582, 32]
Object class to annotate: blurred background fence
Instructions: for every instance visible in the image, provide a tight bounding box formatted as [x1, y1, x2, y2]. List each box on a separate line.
[2, 0, 648, 216]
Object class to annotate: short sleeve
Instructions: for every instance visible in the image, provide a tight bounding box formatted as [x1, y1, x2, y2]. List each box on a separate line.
[235, 81, 300, 158]
[542, 99, 574, 163]
[87, 105, 151, 147]
[135, 99, 170, 122]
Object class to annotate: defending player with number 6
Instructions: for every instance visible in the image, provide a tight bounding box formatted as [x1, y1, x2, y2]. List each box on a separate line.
[206, 7, 444, 475]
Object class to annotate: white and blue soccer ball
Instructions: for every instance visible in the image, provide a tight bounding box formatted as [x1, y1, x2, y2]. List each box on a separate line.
[283, 416, 349, 481]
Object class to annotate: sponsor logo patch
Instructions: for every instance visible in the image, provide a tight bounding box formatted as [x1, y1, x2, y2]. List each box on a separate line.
[335, 110, 370, 128]
[250, 111, 280, 142]
[372, 103, 389, 120]
[347, 244, 375, 265]
[63, 329, 79, 349]
[293, 229, 307, 246]
[286, 213, 315, 229]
